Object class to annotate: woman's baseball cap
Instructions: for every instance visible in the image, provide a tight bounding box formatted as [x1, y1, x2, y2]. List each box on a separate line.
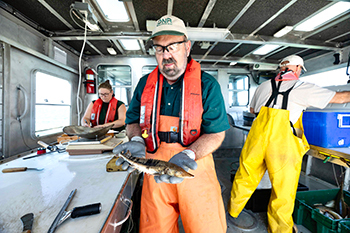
[148, 15, 188, 41]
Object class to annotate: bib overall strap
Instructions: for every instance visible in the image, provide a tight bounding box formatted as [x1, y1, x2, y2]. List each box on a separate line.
[265, 79, 297, 136]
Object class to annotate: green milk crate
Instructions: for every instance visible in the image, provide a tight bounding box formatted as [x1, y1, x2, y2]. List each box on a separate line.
[338, 220, 350, 233]
[293, 189, 350, 233]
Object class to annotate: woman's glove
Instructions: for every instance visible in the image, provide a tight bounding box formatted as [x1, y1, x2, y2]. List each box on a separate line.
[113, 136, 146, 172]
[154, 150, 197, 184]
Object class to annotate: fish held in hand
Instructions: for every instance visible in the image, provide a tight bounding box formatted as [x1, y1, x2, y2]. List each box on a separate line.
[118, 150, 194, 178]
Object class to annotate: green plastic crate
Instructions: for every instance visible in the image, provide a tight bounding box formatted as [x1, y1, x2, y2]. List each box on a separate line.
[293, 189, 350, 233]
[338, 220, 350, 233]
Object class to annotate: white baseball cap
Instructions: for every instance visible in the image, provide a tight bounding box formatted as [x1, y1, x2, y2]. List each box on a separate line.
[148, 15, 188, 41]
[279, 55, 307, 71]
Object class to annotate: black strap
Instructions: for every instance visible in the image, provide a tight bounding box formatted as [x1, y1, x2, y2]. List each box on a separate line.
[265, 79, 295, 110]
[265, 79, 297, 136]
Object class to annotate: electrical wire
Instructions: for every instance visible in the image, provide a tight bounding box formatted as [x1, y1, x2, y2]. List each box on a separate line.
[76, 14, 88, 125]
[69, 9, 98, 33]
[18, 119, 33, 150]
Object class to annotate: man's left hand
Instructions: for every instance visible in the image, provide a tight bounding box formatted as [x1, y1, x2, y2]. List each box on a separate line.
[154, 151, 197, 184]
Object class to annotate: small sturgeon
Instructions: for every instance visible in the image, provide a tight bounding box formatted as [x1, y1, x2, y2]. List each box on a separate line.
[118, 150, 194, 178]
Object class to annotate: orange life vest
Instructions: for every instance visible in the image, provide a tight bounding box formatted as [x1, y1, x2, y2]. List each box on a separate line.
[90, 97, 118, 126]
[140, 59, 203, 153]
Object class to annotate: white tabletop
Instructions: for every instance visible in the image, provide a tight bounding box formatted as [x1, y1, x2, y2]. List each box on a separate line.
[0, 147, 134, 233]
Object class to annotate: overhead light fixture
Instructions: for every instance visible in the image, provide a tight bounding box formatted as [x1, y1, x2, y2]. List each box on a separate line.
[253, 44, 280, 55]
[95, 0, 129, 22]
[273, 26, 293, 38]
[119, 39, 140, 50]
[187, 27, 230, 41]
[229, 62, 237, 66]
[145, 20, 230, 41]
[294, 2, 350, 31]
[107, 47, 117, 55]
[200, 42, 211, 49]
[146, 20, 156, 32]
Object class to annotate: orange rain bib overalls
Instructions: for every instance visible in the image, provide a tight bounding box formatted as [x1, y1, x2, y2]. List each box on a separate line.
[139, 115, 227, 233]
[228, 79, 310, 233]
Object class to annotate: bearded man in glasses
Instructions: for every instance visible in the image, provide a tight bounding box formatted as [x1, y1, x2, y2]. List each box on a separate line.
[113, 15, 229, 233]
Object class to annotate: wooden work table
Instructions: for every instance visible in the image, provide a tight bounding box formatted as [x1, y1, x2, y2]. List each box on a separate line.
[306, 145, 350, 167]
[305, 145, 350, 190]
[0, 136, 138, 233]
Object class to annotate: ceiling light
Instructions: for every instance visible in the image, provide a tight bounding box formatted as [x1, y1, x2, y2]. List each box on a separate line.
[107, 47, 117, 55]
[294, 2, 350, 31]
[229, 62, 237, 66]
[273, 26, 293, 38]
[145, 20, 229, 41]
[119, 39, 140, 50]
[200, 42, 211, 49]
[95, 0, 129, 22]
[146, 20, 156, 32]
[187, 27, 230, 41]
[253, 44, 280, 55]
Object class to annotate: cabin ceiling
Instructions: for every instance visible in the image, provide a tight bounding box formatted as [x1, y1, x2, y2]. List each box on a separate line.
[1, 0, 350, 69]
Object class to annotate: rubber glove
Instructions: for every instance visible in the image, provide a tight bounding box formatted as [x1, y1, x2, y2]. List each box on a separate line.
[154, 149, 198, 184]
[113, 136, 146, 172]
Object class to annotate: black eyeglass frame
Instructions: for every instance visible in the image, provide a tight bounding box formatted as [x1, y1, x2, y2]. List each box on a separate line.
[152, 40, 187, 54]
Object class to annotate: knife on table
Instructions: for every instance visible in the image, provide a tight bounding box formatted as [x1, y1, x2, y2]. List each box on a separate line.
[21, 213, 34, 233]
[2, 167, 44, 173]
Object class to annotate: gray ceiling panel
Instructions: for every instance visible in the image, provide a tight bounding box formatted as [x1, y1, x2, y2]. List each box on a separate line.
[89, 40, 122, 55]
[204, 0, 249, 28]
[1, 0, 349, 67]
[133, 0, 168, 31]
[266, 47, 306, 60]
[229, 0, 291, 35]
[308, 18, 350, 43]
[1, 0, 71, 31]
[232, 44, 261, 57]
[191, 42, 210, 56]
[173, 0, 209, 27]
[63, 40, 99, 56]
[209, 42, 239, 56]
[257, 0, 330, 37]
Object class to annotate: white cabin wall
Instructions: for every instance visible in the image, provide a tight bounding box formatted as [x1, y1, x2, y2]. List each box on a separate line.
[0, 9, 80, 158]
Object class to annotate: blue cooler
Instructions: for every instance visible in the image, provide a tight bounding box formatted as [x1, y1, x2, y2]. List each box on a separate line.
[302, 111, 350, 148]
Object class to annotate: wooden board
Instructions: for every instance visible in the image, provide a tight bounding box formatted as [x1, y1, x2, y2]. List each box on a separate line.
[66, 137, 123, 155]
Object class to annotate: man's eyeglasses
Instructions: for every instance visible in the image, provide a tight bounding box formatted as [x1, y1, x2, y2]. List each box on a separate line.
[99, 92, 111, 97]
[152, 40, 187, 54]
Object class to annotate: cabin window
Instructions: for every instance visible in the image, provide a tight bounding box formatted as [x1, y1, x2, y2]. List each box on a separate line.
[142, 66, 157, 76]
[34, 71, 71, 137]
[300, 66, 349, 87]
[229, 74, 249, 106]
[97, 65, 132, 106]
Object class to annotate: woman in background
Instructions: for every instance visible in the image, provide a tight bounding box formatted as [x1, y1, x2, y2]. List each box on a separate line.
[82, 80, 126, 132]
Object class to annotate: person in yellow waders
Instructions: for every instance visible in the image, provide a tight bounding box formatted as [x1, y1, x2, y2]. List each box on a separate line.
[113, 15, 229, 233]
[228, 54, 350, 233]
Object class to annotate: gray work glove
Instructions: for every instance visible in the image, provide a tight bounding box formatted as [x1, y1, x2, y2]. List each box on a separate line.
[154, 150, 198, 184]
[113, 136, 146, 172]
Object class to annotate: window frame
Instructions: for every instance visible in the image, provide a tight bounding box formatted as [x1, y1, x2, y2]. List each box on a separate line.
[96, 64, 132, 107]
[30, 69, 72, 139]
[228, 74, 250, 107]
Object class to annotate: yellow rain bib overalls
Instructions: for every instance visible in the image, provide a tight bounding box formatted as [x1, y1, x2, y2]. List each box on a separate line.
[228, 79, 310, 233]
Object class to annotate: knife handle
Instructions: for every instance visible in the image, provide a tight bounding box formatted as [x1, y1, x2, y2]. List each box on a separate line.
[71, 203, 101, 218]
[2, 167, 27, 173]
[22, 230, 31, 233]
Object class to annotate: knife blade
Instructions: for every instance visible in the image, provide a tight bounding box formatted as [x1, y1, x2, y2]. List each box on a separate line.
[2, 167, 44, 173]
[21, 213, 34, 233]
